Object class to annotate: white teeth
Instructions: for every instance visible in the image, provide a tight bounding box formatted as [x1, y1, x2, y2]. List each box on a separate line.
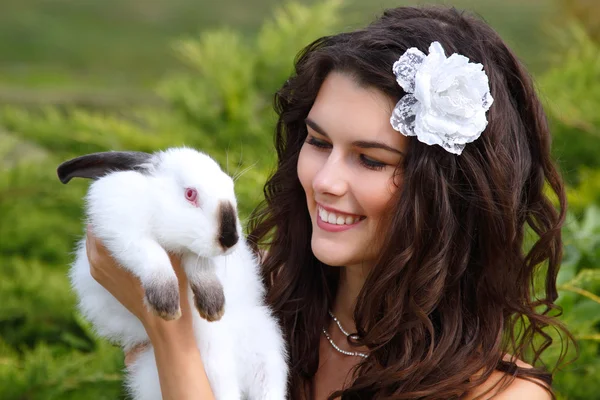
[318, 206, 362, 226]
[318, 207, 326, 222]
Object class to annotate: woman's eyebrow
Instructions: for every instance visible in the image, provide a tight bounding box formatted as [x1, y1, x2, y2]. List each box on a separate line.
[352, 140, 404, 156]
[305, 117, 404, 156]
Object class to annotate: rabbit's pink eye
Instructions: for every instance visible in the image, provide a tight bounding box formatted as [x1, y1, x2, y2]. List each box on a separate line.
[185, 188, 198, 204]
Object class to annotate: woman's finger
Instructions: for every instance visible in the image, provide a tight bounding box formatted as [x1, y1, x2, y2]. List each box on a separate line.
[85, 225, 95, 262]
[124, 341, 151, 368]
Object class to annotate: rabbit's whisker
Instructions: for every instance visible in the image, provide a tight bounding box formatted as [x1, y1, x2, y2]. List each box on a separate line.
[232, 143, 244, 180]
[241, 215, 251, 228]
[233, 161, 257, 183]
[226, 145, 230, 175]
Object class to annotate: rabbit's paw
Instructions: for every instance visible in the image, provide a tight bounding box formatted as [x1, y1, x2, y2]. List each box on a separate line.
[144, 280, 181, 320]
[190, 282, 225, 322]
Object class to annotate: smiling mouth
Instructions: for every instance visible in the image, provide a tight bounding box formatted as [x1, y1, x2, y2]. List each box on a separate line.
[317, 205, 366, 226]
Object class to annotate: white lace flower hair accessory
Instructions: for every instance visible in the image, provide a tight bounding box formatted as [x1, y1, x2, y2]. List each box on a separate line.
[390, 41, 494, 155]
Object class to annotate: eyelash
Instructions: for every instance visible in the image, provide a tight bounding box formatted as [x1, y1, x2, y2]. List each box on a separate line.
[306, 136, 387, 171]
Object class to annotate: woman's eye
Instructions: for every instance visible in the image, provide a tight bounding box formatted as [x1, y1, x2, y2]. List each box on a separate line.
[359, 155, 387, 171]
[307, 135, 387, 171]
[307, 136, 331, 149]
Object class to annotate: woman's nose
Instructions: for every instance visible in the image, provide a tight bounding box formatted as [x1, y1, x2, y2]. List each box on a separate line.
[312, 153, 348, 197]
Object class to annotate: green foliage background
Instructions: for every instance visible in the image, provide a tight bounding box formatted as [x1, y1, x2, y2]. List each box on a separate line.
[0, 0, 598, 398]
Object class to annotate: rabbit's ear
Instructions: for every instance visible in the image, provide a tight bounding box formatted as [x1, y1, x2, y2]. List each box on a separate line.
[57, 151, 153, 184]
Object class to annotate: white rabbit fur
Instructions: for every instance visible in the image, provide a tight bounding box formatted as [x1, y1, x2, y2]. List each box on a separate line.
[65, 147, 288, 399]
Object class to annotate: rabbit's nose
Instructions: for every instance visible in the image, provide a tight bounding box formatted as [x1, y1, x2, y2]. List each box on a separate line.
[218, 201, 239, 249]
[219, 231, 239, 249]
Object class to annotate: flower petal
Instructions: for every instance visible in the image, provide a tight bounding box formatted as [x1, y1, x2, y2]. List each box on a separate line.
[417, 110, 461, 137]
[482, 91, 494, 111]
[392, 47, 426, 93]
[428, 41, 446, 57]
[442, 141, 466, 155]
[443, 53, 471, 70]
[414, 44, 447, 108]
[461, 111, 489, 138]
[390, 94, 419, 136]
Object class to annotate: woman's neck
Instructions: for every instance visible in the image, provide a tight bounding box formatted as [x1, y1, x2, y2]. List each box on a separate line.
[331, 263, 368, 333]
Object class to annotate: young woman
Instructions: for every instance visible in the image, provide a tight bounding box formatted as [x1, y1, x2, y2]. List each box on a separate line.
[85, 5, 572, 399]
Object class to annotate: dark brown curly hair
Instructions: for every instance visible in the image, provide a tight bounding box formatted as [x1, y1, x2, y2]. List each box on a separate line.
[248, 5, 574, 399]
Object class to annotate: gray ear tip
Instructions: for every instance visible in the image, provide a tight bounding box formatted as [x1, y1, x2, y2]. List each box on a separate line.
[55, 151, 153, 184]
[56, 156, 96, 184]
[57, 162, 73, 184]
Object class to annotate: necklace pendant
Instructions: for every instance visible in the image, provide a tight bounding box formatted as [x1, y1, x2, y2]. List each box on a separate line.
[323, 310, 369, 359]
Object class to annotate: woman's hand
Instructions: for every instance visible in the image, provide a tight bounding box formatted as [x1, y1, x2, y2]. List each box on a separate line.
[85, 225, 194, 357]
[85, 226, 215, 399]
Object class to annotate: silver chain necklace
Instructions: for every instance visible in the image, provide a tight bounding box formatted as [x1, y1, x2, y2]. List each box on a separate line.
[322, 310, 369, 359]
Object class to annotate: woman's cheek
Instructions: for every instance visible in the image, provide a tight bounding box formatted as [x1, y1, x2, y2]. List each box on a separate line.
[297, 145, 315, 194]
[361, 174, 400, 222]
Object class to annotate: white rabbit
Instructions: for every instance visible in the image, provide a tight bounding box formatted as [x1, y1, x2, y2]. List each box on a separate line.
[57, 147, 288, 400]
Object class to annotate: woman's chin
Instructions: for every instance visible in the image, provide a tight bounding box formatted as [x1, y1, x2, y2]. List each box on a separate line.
[311, 241, 353, 267]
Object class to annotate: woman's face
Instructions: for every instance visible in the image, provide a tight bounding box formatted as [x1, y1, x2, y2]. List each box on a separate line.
[298, 72, 409, 269]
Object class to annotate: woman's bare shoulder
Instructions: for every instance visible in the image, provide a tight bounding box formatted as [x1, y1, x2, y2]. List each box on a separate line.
[463, 357, 551, 400]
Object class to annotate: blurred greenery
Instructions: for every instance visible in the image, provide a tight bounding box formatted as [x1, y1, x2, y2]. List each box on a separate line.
[0, 0, 598, 399]
[0, 0, 555, 95]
